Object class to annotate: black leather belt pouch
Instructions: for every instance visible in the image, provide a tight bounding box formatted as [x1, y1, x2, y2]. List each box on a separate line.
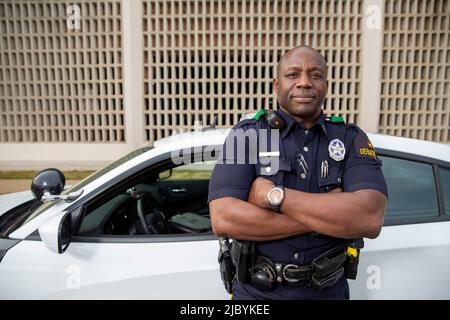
[231, 240, 255, 284]
[312, 245, 346, 278]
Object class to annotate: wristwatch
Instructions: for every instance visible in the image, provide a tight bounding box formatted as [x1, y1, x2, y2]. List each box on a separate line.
[267, 186, 285, 212]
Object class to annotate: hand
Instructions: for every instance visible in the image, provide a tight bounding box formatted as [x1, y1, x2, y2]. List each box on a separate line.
[248, 177, 275, 210]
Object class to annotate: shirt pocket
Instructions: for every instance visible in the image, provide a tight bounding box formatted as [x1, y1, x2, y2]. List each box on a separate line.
[317, 165, 343, 192]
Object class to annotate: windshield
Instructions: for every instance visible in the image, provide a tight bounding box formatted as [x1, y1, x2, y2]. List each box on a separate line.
[62, 146, 153, 195]
[4, 146, 153, 235]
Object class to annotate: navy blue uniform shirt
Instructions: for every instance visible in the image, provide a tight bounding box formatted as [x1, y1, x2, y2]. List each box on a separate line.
[208, 109, 388, 299]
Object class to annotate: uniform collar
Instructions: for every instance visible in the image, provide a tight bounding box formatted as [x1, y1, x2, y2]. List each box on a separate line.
[277, 108, 329, 139]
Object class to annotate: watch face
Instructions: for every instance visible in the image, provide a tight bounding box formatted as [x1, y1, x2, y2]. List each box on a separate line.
[271, 190, 282, 202]
[269, 187, 284, 205]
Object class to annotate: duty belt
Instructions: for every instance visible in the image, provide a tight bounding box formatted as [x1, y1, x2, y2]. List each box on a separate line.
[281, 263, 312, 282]
[250, 245, 347, 292]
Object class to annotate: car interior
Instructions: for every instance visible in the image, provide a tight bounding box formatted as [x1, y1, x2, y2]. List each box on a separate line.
[76, 160, 214, 236]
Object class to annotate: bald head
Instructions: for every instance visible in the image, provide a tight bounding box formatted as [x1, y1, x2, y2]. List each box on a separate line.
[276, 46, 327, 79]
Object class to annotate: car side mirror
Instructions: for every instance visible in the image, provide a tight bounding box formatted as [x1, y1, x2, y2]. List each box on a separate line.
[38, 211, 72, 254]
[158, 169, 172, 180]
[31, 168, 66, 201]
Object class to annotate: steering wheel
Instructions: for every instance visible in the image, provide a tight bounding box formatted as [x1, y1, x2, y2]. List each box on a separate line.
[135, 191, 167, 235]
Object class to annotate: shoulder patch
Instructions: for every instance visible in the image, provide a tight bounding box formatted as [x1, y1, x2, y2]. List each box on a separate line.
[353, 131, 377, 160]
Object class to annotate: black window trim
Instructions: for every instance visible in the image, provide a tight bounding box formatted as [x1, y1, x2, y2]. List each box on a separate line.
[433, 164, 446, 218]
[376, 147, 450, 227]
[70, 233, 217, 244]
[376, 148, 450, 168]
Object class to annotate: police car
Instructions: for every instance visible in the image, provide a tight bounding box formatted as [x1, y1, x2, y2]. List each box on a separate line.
[0, 127, 449, 299]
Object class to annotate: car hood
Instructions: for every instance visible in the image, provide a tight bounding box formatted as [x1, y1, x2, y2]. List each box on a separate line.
[0, 191, 35, 217]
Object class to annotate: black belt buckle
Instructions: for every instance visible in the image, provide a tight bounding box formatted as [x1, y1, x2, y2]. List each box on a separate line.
[282, 264, 311, 283]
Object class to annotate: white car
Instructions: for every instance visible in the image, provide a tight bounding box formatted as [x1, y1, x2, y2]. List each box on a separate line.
[0, 128, 449, 299]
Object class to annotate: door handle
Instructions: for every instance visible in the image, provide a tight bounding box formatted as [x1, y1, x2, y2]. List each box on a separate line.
[170, 187, 187, 193]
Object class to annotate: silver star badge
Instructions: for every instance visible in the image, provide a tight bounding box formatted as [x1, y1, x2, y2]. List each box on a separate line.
[328, 139, 345, 161]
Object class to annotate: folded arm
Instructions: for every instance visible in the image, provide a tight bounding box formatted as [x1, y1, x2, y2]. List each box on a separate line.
[249, 177, 387, 239]
[281, 188, 387, 239]
[209, 197, 312, 241]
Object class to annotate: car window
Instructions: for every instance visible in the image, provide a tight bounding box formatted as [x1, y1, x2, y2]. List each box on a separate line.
[379, 156, 439, 220]
[163, 161, 215, 180]
[438, 167, 450, 215]
[3, 146, 155, 236]
[77, 159, 216, 237]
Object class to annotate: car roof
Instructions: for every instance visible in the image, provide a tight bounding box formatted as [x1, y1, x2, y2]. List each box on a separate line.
[154, 128, 450, 164]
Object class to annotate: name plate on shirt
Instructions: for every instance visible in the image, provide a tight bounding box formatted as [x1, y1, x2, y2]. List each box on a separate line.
[258, 151, 280, 176]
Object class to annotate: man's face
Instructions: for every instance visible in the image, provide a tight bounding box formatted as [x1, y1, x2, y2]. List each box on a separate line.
[273, 48, 327, 121]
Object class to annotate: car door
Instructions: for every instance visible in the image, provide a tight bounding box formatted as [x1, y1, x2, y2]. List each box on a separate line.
[349, 154, 450, 299]
[0, 233, 225, 299]
[0, 152, 228, 300]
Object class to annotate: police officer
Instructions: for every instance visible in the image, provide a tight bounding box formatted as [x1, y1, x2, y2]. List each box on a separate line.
[208, 45, 388, 300]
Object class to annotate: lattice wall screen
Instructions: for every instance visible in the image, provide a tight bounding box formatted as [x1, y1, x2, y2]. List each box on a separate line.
[380, 0, 450, 143]
[0, 0, 124, 143]
[143, 0, 363, 143]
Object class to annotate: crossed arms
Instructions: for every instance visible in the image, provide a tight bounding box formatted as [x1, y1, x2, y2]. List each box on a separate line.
[209, 177, 387, 241]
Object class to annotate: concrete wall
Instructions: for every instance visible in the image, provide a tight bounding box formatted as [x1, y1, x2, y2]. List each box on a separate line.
[0, 0, 448, 170]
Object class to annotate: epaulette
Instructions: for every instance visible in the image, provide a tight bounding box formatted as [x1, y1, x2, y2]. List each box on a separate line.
[324, 115, 345, 124]
[239, 108, 266, 122]
[253, 108, 266, 120]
